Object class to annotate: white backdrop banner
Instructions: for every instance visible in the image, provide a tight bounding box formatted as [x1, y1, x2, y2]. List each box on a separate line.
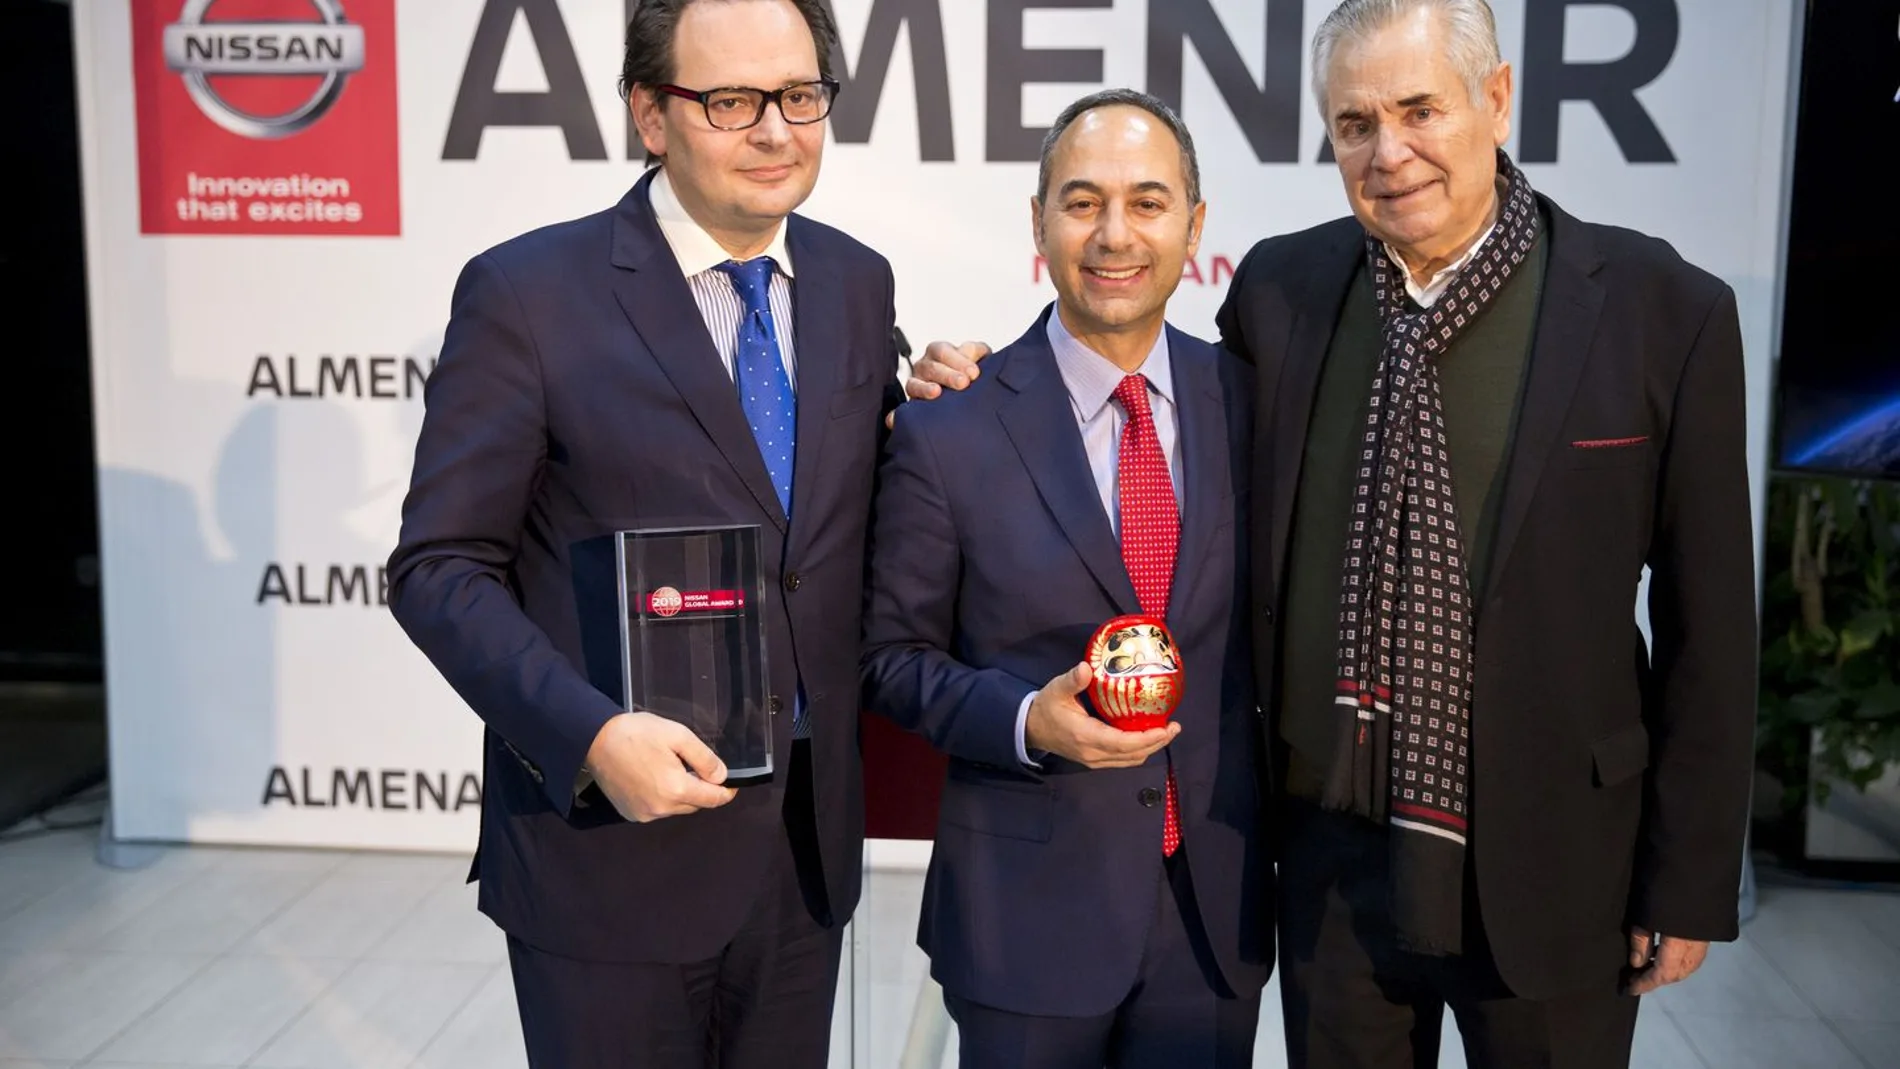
[73, 0, 1797, 850]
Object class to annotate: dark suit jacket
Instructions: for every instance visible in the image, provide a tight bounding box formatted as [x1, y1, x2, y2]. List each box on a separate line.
[1216, 196, 1757, 999]
[387, 167, 896, 963]
[861, 310, 1271, 1017]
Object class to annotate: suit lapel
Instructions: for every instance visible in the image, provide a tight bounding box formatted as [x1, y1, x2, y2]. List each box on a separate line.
[1167, 328, 1226, 628]
[1481, 200, 1605, 599]
[606, 170, 787, 531]
[785, 218, 844, 553]
[1269, 226, 1365, 588]
[996, 317, 1140, 616]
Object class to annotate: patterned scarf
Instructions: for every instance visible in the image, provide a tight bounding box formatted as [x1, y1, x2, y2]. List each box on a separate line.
[1322, 150, 1541, 956]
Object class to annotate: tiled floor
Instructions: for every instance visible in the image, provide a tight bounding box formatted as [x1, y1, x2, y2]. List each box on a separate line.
[1, 817, 1896, 1068]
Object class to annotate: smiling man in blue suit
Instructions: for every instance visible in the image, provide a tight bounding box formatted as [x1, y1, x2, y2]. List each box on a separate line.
[386, 1, 898, 1066]
[862, 90, 1271, 1068]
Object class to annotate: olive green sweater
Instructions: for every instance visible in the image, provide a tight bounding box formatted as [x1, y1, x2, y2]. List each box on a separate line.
[1279, 232, 1549, 799]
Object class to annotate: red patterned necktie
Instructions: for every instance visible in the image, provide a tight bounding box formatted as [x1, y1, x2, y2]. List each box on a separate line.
[1112, 374, 1181, 857]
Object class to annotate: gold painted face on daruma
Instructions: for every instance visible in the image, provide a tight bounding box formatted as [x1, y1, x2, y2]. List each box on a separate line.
[1086, 615, 1185, 732]
[1102, 623, 1178, 676]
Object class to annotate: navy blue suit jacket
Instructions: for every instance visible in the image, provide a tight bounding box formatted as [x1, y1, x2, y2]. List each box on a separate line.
[862, 309, 1272, 1017]
[388, 167, 896, 963]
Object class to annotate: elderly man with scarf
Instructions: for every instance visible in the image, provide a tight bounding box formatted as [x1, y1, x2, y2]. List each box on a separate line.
[1219, 0, 1757, 1062]
[908, 2, 1757, 1066]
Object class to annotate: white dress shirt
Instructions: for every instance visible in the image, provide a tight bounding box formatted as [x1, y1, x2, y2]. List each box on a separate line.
[1384, 217, 1497, 309]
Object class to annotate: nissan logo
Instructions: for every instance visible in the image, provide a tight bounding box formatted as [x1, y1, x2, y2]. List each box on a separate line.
[162, 0, 366, 140]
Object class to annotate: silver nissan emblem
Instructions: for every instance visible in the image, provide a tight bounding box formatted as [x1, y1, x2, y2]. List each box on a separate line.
[162, 0, 367, 140]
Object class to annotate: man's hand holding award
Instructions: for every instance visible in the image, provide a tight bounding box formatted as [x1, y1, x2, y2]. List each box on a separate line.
[582, 524, 774, 824]
[584, 712, 738, 823]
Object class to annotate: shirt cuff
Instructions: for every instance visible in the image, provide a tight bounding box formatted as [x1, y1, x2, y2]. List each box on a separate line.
[1014, 690, 1043, 770]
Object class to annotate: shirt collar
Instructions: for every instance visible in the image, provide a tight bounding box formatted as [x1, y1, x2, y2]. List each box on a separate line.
[648, 166, 796, 279]
[1044, 304, 1175, 421]
[1383, 217, 1495, 307]
[1383, 179, 1507, 307]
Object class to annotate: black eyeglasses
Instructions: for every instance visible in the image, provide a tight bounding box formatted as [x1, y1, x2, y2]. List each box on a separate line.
[654, 79, 841, 131]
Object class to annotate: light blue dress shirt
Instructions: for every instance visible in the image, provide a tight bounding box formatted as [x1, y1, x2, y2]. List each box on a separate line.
[1013, 308, 1183, 766]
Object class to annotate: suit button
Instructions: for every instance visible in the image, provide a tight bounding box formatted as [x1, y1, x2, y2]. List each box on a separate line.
[1261, 605, 1276, 624]
[1138, 787, 1161, 807]
[784, 571, 802, 592]
[769, 695, 783, 714]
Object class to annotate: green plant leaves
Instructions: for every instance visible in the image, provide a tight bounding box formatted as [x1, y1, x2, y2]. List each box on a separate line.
[1757, 475, 1900, 813]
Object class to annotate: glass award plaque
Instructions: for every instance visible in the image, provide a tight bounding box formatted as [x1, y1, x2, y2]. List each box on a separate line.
[616, 524, 773, 783]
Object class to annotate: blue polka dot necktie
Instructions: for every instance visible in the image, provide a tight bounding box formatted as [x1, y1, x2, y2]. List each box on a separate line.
[714, 256, 796, 518]
[715, 256, 808, 738]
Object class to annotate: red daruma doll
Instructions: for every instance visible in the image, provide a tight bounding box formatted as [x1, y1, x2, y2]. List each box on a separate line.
[1085, 615, 1184, 732]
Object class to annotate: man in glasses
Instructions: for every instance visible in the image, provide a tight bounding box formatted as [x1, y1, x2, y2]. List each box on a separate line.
[387, 1, 899, 1065]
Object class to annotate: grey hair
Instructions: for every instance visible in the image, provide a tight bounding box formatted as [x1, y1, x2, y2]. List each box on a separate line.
[1310, 0, 1502, 121]
[1035, 88, 1202, 207]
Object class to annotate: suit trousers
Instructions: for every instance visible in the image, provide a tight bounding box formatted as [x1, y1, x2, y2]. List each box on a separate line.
[505, 740, 843, 1069]
[944, 848, 1261, 1069]
[1275, 799, 1639, 1069]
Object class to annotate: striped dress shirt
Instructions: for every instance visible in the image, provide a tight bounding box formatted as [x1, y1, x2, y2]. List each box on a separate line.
[648, 166, 799, 387]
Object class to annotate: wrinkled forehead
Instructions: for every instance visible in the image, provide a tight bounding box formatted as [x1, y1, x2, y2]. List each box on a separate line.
[1321, 18, 1468, 115]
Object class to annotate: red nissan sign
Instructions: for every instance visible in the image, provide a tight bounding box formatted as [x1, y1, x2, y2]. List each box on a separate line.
[131, 0, 400, 236]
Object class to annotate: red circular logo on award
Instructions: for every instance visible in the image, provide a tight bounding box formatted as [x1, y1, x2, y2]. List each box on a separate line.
[649, 586, 684, 617]
[1085, 614, 1184, 732]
